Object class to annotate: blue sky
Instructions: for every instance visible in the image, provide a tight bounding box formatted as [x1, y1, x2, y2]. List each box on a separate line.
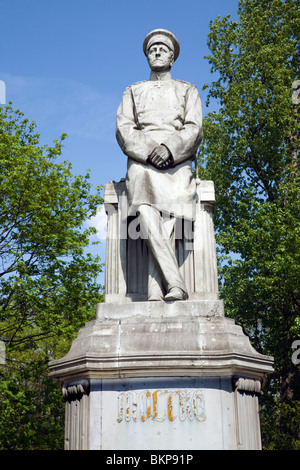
[0, 0, 239, 282]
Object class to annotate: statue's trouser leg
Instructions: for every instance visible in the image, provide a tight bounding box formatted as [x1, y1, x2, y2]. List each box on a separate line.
[137, 204, 187, 298]
[148, 253, 165, 299]
[147, 215, 176, 298]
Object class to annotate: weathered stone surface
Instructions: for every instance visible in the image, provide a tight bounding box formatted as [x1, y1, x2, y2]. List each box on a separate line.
[49, 300, 273, 382]
[89, 377, 238, 450]
[49, 300, 273, 450]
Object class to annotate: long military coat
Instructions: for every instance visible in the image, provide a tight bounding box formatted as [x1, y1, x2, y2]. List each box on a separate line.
[116, 74, 203, 220]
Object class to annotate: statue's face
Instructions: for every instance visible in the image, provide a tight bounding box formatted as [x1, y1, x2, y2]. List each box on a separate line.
[147, 43, 174, 72]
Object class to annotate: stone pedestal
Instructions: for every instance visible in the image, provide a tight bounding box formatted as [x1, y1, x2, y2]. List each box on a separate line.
[49, 177, 273, 450]
[49, 300, 273, 450]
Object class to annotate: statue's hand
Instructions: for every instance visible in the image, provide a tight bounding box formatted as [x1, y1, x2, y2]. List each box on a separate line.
[148, 145, 173, 169]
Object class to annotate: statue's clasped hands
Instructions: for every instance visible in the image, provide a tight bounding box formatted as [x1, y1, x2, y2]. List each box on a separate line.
[148, 144, 173, 169]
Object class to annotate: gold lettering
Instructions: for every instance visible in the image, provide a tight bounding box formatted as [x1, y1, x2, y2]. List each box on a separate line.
[192, 391, 206, 422]
[140, 390, 151, 422]
[152, 390, 157, 420]
[146, 391, 151, 420]
[168, 393, 174, 421]
[116, 389, 205, 423]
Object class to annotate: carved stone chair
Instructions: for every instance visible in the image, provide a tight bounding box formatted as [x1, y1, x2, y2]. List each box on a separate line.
[104, 178, 219, 303]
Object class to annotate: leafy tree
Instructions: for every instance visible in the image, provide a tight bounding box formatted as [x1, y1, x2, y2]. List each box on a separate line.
[198, 0, 300, 449]
[0, 103, 104, 449]
[0, 349, 65, 450]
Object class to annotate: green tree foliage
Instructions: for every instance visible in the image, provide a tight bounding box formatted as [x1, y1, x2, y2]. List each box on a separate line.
[0, 103, 104, 449]
[198, 0, 300, 449]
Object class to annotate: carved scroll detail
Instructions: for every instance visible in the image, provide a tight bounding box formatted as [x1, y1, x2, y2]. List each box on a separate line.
[234, 378, 262, 395]
[62, 379, 90, 401]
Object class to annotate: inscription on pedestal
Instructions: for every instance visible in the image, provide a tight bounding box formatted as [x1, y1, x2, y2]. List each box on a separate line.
[117, 389, 206, 423]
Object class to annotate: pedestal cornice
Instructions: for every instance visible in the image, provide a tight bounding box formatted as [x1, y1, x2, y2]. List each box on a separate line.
[49, 300, 273, 384]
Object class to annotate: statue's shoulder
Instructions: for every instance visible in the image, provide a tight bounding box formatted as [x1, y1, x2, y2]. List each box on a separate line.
[173, 79, 197, 89]
[125, 80, 148, 91]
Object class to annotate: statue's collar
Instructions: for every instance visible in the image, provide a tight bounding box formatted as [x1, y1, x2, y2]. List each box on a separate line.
[149, 71, 172, 82]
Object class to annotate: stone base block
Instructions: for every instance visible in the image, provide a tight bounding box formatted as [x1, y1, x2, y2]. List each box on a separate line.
[81, 377, 245, 450]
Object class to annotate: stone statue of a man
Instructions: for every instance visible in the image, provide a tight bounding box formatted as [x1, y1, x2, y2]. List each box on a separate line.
[116, 29, 203, 301]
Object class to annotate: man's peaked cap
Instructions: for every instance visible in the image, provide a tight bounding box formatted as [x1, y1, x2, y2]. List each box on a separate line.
[143, 29, 180, 61]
